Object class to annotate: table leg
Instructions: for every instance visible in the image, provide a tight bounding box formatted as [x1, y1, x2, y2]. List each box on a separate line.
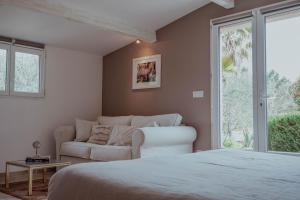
[5, 163, 9, 189]
[43, 168, 47, 184]
[28, 168, 33, 196]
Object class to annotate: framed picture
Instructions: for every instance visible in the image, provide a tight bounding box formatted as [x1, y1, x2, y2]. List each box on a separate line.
[132, 54, 161, 90]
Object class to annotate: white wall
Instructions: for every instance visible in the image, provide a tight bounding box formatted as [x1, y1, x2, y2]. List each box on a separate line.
[0, 46, 102, 172]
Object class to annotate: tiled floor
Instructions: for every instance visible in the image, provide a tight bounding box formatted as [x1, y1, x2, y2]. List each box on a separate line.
[0, 192, 19, 200]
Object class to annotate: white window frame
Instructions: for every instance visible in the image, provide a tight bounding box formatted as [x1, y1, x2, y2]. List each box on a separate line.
[0, 42, 11, 96]
[211, 0, 300, 153]
[10, 45, 45, 98]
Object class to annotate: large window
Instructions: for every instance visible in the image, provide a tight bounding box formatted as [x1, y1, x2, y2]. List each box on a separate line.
[211, 1, 300, 154]
[0, 42, 45, 97]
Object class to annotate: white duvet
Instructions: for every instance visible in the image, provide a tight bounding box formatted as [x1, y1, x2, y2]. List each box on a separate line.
[48, 149, 300, 200]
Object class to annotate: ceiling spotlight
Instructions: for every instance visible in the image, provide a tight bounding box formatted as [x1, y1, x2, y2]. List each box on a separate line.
[136, 40, 141, 44]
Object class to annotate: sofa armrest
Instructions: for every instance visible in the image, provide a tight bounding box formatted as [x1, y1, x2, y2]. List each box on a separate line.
[132, 126, 197, 159]
[54, 125, 75, 160]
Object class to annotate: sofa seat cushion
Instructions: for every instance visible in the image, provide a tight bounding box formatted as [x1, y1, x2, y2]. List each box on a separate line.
[90, 145, 131, 161]
[131, 114, 183, 128]
[60, 142, 96, 159]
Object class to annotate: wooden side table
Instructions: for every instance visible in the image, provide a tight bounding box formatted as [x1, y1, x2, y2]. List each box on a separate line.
[5, 160, 70, 196]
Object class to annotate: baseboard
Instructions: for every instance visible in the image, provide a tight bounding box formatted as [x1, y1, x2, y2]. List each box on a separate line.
[0, 169, 55, 185]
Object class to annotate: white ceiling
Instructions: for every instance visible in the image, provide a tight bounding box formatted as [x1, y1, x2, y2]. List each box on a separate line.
[0, 0, 221, 55]
[49, 0, 211, 33]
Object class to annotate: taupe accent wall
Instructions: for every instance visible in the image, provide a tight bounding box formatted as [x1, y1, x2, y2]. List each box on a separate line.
[103, 0, 284, 150]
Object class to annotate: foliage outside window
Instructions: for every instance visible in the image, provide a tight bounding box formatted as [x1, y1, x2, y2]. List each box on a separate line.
[268, 112, 300, 152]
[220, 24, 254, 149]
[0, 48, 7, 92]
[14, 52, 40, 93]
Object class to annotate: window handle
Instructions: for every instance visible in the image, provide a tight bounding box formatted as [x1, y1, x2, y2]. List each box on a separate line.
[261, 95, 275, 99]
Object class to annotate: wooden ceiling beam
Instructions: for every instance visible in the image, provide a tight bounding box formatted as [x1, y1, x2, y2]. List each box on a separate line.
[211, 0, 235, 9]
[0, 0, 157, 42]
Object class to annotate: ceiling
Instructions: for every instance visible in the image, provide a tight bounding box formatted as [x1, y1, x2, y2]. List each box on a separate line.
[0, 5, 135, 55]
[0, 0, 231, 55]
[48, 0, 211, 34]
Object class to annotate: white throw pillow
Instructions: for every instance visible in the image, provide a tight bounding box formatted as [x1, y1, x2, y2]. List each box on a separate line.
[75, 119, 98, 142]
[144, 121, 160, 127]
[131, 114, 182, 128]
[98, 116, 133, 126]
[107, 125, 136, 146]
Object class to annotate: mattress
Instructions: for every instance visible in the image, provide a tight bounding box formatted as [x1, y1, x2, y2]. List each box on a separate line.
[48, 149, 300, 200]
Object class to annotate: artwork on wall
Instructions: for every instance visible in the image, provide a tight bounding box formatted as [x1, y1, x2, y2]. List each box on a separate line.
[132, 54, 161, 90]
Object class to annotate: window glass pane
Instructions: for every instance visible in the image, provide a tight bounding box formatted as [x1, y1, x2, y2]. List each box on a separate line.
[0, 49, 7, 91]
[220, 21, 254, 150]
[266, 10, 300, 153]
[14, 51, 40, 93]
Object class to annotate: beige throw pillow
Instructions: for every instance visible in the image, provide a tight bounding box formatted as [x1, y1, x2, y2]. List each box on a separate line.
[75, 119, 98, 142]
[87, 125, 113, 145]
[107, 125, 136, 146]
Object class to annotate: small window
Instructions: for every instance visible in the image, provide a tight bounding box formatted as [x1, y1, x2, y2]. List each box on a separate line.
[0, 43, 10, 95]
[10, 46, 45, 97]
[0, 42, 45, 97]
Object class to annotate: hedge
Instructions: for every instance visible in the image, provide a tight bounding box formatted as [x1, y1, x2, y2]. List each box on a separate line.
[268, 112, 300, 152]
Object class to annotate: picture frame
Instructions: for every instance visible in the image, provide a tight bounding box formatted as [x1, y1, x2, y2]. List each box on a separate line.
[132, 54, 161, 90]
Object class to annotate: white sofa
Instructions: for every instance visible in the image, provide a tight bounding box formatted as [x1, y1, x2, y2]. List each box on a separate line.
[54, 114, 197, 163]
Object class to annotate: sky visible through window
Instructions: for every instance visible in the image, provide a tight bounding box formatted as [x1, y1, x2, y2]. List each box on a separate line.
[267, 13, 300, 82]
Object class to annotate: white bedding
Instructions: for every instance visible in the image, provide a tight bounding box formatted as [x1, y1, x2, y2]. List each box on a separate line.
[48, 150, 300, 200]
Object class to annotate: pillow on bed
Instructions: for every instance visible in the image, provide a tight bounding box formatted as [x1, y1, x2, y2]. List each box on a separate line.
[87, 125, 113, 145]
[75, 119, 98, 142]
[107, 125, 137, 146]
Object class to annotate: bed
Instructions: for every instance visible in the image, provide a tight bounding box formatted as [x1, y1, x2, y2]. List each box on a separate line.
[48, 149, 300, 200]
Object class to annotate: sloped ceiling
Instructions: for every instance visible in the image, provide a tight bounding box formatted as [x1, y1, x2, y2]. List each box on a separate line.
[0, 0, 233, 55]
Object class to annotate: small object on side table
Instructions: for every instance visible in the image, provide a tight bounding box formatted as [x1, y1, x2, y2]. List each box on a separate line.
[25, 156, 50, 163]
[32, 140, 41, 157]
[26, 141, 50, 163]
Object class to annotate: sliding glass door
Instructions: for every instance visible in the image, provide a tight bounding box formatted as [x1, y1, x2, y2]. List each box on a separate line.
[219, 20, 254, 150]
[212, 2, 300, 154]
[266, 9, 300, 153]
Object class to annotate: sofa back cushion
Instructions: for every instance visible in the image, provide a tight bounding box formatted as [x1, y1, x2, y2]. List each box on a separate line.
[98, 116, 133, 126]
[75, 119, 98, 142]
[131, 114, 183, 128]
